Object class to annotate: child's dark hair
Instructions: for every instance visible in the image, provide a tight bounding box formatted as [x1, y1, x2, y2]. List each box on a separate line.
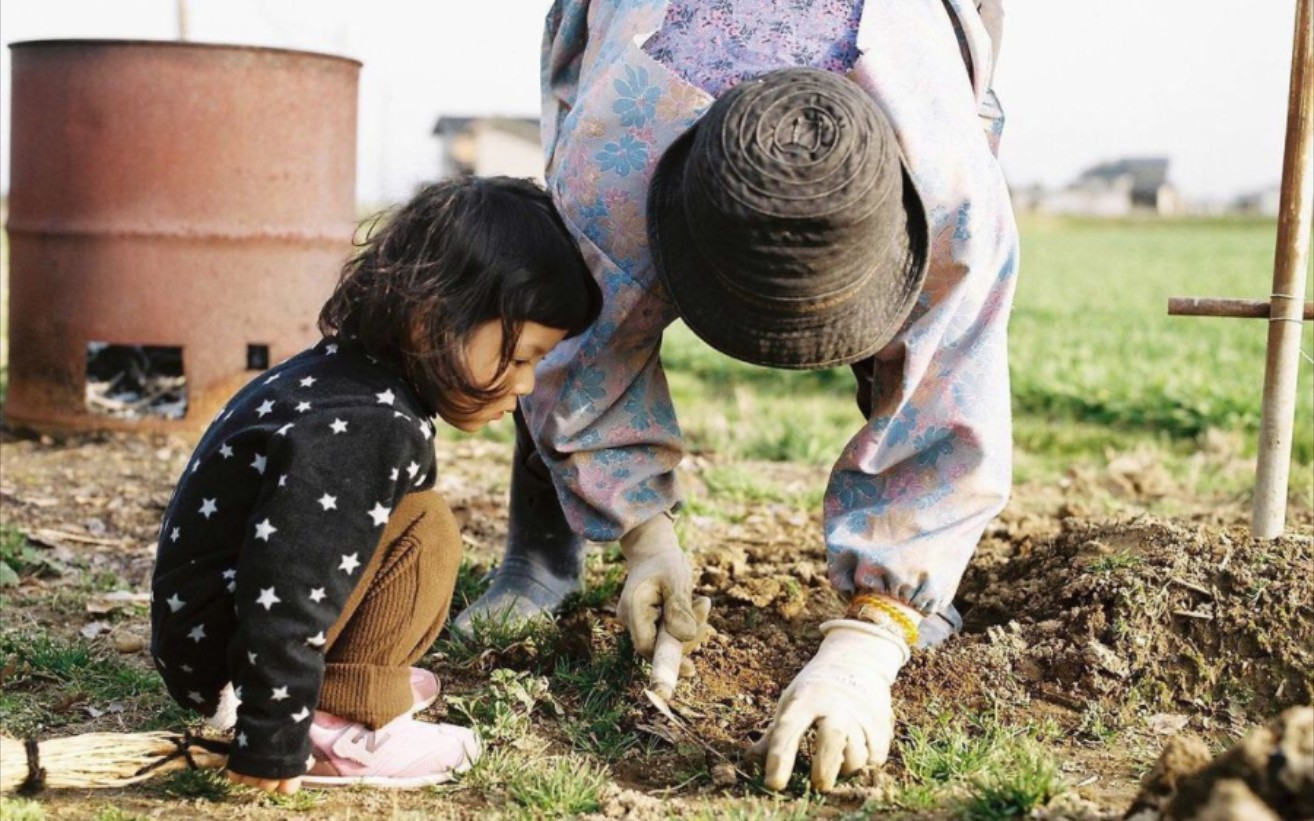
[319, 176, 602, 419]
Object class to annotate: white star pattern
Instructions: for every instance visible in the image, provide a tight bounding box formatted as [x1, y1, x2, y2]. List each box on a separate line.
[170, 527, 181, 543]
[188, 624, 206, 643]
[389, 467, 399, 481]
[254, 518, 277, 541]
[419, 420, 432, 440]
[255, 587, 281, 610]
[270, 686, 290, 701]
[256, 399, 275, 417]
[234, 686, 243, 700]
[276, 423, 295, 436]
[376, 389, 395, 406]
[325, 344, 338, 355]
[180, 664, 194, 673]
[296, 401, 312, 413]
[188, 691, 204, 703]
[250, 453, 267, 475]
[166, 593, 185, 612]
[309, 587, 326, 603]
[291, 706, 310, 722]
[278, 474, 288, 488]
[318, 493, 338, 511]
[338, 553, 361, 574]
[219, 444, 234, 459]
[247, 651, 258, 665]
[330, 418, 348, 434]
[306, 754, 317, 770]
[191, 460, 200, 474]
[264, 373, 280, 385]
[368, 503, 391, 527]
[198, 498, 217, 519]
[307, 632, 326, 647]
[227, 581, 236, 593]
[406, 461, 420, 480]
[300, 376, 317, 387]
[222, 568, 236, 580]
[237, 732, 248, 748]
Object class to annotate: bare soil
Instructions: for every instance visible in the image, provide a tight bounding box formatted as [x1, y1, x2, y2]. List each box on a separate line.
[1, 427, 1311, 820]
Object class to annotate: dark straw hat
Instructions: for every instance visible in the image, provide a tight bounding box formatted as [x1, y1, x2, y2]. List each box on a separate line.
[647, 67, 929, 369]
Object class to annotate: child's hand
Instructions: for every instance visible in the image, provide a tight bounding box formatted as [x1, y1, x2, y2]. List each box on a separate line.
[227, 769, 303, 794]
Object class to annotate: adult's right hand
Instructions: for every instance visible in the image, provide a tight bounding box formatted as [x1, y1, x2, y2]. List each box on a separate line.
[618, 514, 709, 694]
[748, 619, 909, 792]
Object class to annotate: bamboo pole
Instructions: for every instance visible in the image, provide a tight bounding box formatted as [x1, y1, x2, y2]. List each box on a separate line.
[1253, 0, 1314, 539]
[1169, 297, 1314, 320]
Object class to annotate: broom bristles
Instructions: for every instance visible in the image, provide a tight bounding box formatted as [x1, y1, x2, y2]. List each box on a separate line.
[1, 732, 228, 792]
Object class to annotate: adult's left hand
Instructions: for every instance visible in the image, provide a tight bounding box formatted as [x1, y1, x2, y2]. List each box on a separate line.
[748, 619, 909, 791]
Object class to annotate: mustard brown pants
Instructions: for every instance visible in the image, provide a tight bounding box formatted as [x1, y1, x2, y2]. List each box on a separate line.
[318, 489, 462, 728]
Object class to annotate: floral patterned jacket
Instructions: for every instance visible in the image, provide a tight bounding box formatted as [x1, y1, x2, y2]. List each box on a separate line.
[523, 0, 1018, 617]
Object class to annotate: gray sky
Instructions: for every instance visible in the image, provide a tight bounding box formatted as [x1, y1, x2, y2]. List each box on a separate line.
[0, 0, 1300, 205]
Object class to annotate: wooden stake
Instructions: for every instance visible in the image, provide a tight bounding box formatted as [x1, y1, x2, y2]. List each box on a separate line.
[1254, 0, 1314, 539]
[1168, 297, 1314, 320]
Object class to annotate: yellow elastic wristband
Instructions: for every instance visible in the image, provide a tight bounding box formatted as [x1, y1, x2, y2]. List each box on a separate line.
[846, 593, 920, 648]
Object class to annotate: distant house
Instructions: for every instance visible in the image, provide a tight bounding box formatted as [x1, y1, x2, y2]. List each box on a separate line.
[432, 116, 543, 181]
[1232, 184, 1281, 217]
[1036, 157, 1182, 217]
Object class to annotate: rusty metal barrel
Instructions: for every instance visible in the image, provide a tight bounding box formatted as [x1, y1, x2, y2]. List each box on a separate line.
[5, 40, 360, 433]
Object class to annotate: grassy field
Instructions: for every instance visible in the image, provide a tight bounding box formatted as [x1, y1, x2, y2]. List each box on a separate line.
[453, 214, 1313, 509]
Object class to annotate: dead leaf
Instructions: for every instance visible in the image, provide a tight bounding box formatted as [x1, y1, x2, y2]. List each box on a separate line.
[81, 621, 112, 640]
[1147, 713, 1190, 735]
[86, 590, 151, 614]
[644, 688, 683, 725]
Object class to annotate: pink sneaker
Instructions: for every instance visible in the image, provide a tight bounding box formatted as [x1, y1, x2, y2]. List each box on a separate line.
[408, 667, 440, 714]
[303, 711, 481, 789]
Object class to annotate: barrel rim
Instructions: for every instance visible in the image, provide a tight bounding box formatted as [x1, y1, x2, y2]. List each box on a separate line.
[8, 38, 362, 69]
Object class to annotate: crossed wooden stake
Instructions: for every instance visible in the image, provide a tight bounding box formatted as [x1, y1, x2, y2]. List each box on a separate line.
[1169, 0, 1313, 538]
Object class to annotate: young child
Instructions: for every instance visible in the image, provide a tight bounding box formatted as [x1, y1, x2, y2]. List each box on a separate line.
[149, 176, 602, 793]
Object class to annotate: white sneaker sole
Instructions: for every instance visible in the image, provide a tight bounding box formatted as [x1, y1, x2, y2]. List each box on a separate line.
[301, 761, 472, 790]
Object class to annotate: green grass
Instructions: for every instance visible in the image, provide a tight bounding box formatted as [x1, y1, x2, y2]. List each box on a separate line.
[466, 749, 609, 820]
[956, 744, 1062, 821]
[0, 797, 46, 821]
[881, 707, 1067, 815]
[658, 216, 1312, 504]
[448, 667, 556, 742]
[0, 631, 188, 736]
[550, 629, 643, 760]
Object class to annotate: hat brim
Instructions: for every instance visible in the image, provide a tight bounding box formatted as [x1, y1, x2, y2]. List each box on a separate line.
[647, 123, 931, 371]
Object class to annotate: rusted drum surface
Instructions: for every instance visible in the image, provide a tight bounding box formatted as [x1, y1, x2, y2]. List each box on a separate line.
[5, 40, 360, 433]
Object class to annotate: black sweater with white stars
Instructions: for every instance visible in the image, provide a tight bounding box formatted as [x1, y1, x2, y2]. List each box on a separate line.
[150, 338, 438, 779]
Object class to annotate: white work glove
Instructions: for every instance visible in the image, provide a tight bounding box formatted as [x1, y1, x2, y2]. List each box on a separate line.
[618, 514, 710, 696]
[749, 619, 910, 792]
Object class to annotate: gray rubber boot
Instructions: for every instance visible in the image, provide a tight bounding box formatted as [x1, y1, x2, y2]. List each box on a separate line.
[450, 408, 586, 637]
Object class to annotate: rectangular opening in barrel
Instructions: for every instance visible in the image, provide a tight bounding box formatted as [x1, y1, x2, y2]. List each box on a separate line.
[85, 343, 187, 420]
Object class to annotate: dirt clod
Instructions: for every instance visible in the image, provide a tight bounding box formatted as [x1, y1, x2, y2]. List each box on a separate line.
[1127, 706, 1313, 821]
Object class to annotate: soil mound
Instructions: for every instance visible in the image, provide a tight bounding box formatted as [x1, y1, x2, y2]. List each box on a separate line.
[902, 517, 1313, 723]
